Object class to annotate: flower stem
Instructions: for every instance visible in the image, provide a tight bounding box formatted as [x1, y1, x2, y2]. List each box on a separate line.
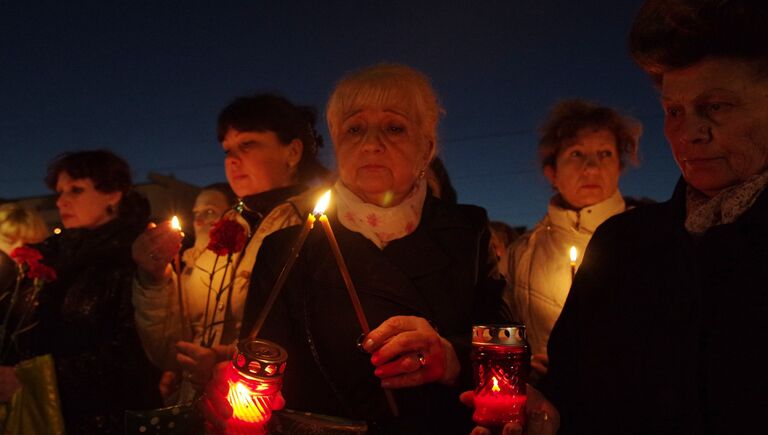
[0, 265, 25, 362]
[199, 255, 219, 346]
[204, 254, 232, 347]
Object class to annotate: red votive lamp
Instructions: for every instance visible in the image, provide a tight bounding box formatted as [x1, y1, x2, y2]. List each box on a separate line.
[471, 324, 530, 427]
[226, 339, 287, 434]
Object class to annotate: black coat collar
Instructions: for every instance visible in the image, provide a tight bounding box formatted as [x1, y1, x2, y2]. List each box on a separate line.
[239, 184, 306, 227]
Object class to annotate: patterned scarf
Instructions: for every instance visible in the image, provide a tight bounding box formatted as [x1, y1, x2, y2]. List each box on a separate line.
[685, 170, 768, 234]
[333, 179, 427, 249]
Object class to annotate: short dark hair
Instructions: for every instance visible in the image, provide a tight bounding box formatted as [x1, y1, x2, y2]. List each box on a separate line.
[538, 99, 641, 170]
[45, 149, 132, 195]
[217, 94, 329, 184]
[45, 149, 149, 223]
[201, 182, 237, 207]
[629, 0, 768, 85]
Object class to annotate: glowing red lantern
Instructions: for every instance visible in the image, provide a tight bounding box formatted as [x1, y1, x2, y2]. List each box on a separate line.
[471, 324, 530, 427]
[225, 339, 287, 434]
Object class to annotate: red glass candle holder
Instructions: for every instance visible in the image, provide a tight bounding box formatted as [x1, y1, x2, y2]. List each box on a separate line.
[471, 324, 530, 428]
[226, 339, 287, 434]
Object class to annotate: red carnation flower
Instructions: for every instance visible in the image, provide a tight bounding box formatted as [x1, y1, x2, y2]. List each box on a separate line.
[27, 261, 57, 282]
[207, 219, 247, 257]
[10, 246, 43, 266]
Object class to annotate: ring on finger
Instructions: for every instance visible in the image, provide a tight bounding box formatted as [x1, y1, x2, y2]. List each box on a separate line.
[416, 352, 426, 367]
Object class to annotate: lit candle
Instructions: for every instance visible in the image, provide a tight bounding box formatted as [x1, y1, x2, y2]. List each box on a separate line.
[473, 376, 528, 427]
[569, 245, 578, 282]
[472, 325, 530, 427]
[318, 212, 370, 333]
[170, 216, 183, 281]
[247, 190, 329, 339]
[225, 339, 287, 434]
[170, 215, 188, 339]
[315, 191, 398, 417]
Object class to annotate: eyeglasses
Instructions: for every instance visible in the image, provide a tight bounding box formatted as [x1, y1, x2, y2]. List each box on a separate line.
[193, 208, 222, 224]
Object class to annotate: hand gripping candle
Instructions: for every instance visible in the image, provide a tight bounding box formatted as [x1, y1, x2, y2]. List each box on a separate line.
[471, 324, 531, 427]
[225, 339, 287, 434]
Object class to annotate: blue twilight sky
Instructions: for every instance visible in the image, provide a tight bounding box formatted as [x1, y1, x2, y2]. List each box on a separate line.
[0, 0, 678, 227]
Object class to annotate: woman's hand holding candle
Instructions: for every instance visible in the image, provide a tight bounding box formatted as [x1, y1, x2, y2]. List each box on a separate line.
[363, 315, 460, 388]
[175, 341, 233, 389]
[131, 221, 184, 286]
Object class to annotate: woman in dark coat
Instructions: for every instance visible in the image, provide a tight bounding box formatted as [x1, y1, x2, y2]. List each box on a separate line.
[204, 64, 510, 434]
[0, 150, 161, 433]
[534, 1, 768, 434]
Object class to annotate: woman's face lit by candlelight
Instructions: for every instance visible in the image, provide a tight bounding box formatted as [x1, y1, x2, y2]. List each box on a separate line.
[222, 128, 302, 198]
[661, 58, 768, 197]
[55, 172, 121, 229]
[544, 128, 621, 209]
[334, 105, 434, 207]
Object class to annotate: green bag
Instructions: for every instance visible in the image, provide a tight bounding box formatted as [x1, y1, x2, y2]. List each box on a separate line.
[0, 354, 66, 435]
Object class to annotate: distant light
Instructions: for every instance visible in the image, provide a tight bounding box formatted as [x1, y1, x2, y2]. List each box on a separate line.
[53, 227, 62, 235]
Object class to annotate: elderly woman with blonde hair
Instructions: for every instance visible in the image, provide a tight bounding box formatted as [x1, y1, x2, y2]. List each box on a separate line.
[202, 64, 510, 433]
[0, 203, 48, 291]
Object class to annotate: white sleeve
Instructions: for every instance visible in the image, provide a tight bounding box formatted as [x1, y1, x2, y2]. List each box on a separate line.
[132, 272, 184, 370]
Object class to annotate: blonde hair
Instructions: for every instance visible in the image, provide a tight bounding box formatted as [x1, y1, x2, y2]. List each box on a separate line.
[0, 203, 49, 245]
[326, 63, 443, 157]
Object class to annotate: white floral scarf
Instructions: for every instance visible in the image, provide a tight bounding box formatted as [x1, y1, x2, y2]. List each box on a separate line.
[333, 179, 427, 249]
[685, 170, 768, 234]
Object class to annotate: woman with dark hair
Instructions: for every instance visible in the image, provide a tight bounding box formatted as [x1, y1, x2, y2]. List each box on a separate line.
[132, 94, 330, 405]
[503, 99, 641, 371]
[498, 1, 768, 433]
[0, 150, 161, 433]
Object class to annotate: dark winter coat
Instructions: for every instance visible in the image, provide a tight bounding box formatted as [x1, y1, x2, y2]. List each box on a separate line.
[241, 196, 510, 434]
[24, 216, 162, 434]
[541, 178, 768, 434]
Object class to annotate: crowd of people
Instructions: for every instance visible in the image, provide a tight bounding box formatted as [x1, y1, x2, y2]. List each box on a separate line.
[0, 0, 766, 433]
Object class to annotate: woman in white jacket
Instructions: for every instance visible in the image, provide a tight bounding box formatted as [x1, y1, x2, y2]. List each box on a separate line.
[504, 99, 641, 373]
[131, 94, 329, 404]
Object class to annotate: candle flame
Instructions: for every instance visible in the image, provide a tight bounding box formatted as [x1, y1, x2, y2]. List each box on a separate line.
[491, 376, 500, 393]
[227, 380, 271, 424]
[569, 245, 578, 263]
[171, 215, 182, 231]
[313, 190, 331, 215]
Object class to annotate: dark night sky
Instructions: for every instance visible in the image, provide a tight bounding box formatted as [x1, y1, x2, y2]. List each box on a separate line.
[0, 0, 678, 227]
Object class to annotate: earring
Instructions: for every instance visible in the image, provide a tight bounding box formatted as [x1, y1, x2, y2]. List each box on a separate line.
[106, 204, 115, 215]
